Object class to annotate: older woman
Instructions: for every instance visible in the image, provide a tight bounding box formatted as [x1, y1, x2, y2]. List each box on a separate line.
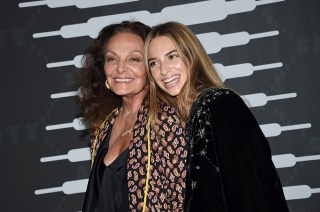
[79, 21, 187, 212]
[145, 21, 289, 212]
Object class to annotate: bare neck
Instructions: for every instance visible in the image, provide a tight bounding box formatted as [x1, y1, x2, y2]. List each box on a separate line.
[121, 89, 148, 115]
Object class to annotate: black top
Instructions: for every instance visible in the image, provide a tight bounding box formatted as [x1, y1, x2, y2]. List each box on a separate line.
[83, 129, 130, 212]
[97, 146, 129, 211]
[184, 88, 289, 212]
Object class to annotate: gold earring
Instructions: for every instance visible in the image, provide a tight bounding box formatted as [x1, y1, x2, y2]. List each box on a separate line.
[105, 81, 110, 89]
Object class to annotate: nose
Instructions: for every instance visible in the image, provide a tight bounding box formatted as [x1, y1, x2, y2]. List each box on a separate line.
[117, 60, 127, 73]
[160, 62, 170, 76]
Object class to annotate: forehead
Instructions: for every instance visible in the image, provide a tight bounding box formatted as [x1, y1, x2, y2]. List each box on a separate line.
[106, 32, 144, 52]
[148, 36, 176, 53]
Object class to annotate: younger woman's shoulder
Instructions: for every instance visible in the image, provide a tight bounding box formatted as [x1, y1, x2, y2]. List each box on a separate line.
[190, 88, 250, 122]
[190, 87, 250, 116]
[196, 87, 240, 104]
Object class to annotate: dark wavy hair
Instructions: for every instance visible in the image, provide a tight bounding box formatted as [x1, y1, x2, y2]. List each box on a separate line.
[78, 21, 151, 133]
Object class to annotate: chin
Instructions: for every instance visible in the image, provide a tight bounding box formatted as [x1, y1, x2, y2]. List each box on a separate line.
[168, 90, 180, 97]
[113, 90, 131, 96]
[160, 86, 180, 97]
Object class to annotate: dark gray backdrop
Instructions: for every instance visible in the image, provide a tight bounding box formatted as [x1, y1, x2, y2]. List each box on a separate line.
[1, 0, 319, 211]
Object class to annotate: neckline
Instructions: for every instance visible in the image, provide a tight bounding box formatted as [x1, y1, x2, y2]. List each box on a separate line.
[104, 147, 129, 168]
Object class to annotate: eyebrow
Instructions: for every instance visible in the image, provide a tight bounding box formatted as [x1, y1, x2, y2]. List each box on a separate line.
[165, 50, 178, 56]
[148, 50, 177, 62]
[106, 50, 143, 55]
[129, 50, 143, 55]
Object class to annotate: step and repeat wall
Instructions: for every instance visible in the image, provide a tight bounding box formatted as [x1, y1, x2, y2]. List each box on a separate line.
[1, 0, 319, 211]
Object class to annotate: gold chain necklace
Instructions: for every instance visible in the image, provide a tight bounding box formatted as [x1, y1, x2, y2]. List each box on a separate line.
[121, 128, 133, 137]
[119, 107, 138, 137]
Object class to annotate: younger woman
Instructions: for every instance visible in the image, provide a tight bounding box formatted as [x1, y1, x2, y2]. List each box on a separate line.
[145, 21, 289, 212]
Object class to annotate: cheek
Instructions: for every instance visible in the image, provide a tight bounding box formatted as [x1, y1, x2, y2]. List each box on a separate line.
[175, 62, 188, 81]
[133, 66, 147, 85]
[153, 77, 163, 89]
[151, 71, 160, 83]
[132, 64, 145, 75]
[173, 61, 187, 71]
[138, 75, 147, 85]
[104, 64, 113, 76]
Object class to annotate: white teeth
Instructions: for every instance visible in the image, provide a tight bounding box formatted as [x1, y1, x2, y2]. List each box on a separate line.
[115, 78, 132, 82]
[164, 75, 179, 84]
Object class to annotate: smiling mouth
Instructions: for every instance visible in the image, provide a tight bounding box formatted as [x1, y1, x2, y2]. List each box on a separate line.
[163, 75, 180, 85]
[114, 78, 133, 82]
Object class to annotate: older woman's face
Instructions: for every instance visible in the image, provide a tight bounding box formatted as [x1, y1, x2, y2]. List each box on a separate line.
[104, 32, 147, 97]
[147, 36, 187, 97]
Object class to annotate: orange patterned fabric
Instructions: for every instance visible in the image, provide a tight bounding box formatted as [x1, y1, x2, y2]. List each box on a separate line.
[91, 101, 188, 211]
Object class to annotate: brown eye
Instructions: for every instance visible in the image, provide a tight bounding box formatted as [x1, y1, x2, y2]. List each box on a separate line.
[148, 60, 157, 68]
[129, 57, 142, 62]
[106, 57, 115, 63]
[168, 54, 178, 60]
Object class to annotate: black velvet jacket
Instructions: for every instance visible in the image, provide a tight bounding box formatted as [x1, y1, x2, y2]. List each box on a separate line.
[184, 88, 289, 212]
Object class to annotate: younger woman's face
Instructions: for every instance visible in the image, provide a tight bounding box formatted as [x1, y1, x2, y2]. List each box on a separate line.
[147, 36, 188, 97]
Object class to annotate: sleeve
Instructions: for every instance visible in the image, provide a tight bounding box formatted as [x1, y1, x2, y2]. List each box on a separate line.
[208, 91, 288, 212]
[158, 107, 188, 210]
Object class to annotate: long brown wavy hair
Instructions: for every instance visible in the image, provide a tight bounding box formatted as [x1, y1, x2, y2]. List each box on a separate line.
[78, 21, 151, 133]
[144, 21, 224, 127]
